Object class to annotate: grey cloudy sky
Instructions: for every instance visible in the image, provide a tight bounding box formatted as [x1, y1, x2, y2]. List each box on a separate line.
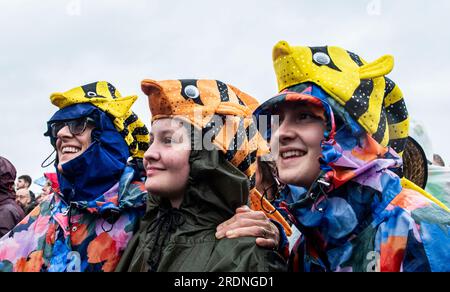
[1, 0, 449, 192]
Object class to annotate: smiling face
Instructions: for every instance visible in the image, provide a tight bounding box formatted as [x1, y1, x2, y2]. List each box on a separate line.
[144, 118, 191, 207]
[55, 121, 94, 173]
[270, 102, 326, 188]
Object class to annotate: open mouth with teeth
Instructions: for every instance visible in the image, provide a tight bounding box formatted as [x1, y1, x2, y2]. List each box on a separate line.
[61, 146, 82, 154]
[281, 150, 306, 159]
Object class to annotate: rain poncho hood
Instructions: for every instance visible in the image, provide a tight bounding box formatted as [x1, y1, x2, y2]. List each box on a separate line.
[46, 103, 130, 203]
[0, 157, 25, 238]
[116, 149, 286, 272]
[0, 156, 17, 201]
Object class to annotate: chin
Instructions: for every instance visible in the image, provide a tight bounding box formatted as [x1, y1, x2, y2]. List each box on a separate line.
[278, 172, 298, 186]
[144, 181, 155, 193]
[279, 170, 309, 188]
[145, 181, 165, 194]
[57, 163, 64, 173]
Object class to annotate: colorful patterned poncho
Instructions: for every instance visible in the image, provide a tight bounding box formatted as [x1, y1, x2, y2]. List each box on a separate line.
[255, 84, 450, 272]
[0, 166, 146, 272]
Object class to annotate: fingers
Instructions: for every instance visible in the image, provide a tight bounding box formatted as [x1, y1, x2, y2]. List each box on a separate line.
[216, 218, 269, 239]
[216, 208, 266, 232]
[216, 217, 234, 233]
[216, 211, 269, 238]
[221, 226, 275, 240]
[216, 206, 251, 231]
[216, 219, 281, 251]
[235, 205, 251, 213]
[256, 238, 278, 250]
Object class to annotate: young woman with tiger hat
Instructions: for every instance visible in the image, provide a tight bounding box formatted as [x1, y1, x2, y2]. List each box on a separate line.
[253, 41, 450, 272]
[116, 79, 289, 272]
[0, 81, 151, 272]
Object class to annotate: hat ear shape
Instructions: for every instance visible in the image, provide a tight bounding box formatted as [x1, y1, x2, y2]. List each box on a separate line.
[272, 40, 293, 61]
[50, 86, 86, 109]
[142, 79, 170, 119]
[141, 79, 163, 97]
[359, 55, 394, 79]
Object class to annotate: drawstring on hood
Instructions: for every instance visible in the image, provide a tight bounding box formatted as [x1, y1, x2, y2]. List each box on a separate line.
[145, 208, 186, 272]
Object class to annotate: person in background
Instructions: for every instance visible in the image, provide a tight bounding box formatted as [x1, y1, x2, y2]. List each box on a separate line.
[36, 180, 52, 204]
[0, 156, 25, 237]
[16, 175, 32, 191]
[408, 120, 450, 208]
[15, 188, 37, 215]
[433, 154, 446, 167]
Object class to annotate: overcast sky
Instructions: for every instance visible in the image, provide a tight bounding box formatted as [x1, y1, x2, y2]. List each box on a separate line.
[1, 0, 449, 192]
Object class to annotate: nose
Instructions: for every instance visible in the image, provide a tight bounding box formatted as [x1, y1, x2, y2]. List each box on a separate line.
[143, 142, 161, 163]
[56, 125, 74, 140]
[274, 119, 296, 145]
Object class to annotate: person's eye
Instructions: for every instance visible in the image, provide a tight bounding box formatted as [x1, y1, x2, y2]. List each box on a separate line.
[51, 123, 64, 136]
[297, 113, 317, 121]
[163, 137, 175, 144]
[271, 114, 283, 126]
[71, 120, 86, 134]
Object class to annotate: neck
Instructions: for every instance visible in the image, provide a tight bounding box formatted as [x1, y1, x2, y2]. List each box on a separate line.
[170, 196, 184, 209]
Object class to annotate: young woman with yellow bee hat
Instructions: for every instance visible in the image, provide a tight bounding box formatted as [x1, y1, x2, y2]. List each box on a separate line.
[252, 41, 450, 272]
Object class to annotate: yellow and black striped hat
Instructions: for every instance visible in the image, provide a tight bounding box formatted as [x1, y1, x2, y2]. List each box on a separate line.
[272, 41, 409, 156]
[50, 81, 150, 159]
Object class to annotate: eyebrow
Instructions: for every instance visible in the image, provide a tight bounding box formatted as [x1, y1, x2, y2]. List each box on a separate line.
[150, 129, 176, 137]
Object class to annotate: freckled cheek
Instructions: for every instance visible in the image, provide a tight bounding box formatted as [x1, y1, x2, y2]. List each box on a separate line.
[304, 125, 325, 150]
[162, 150, 190, 172]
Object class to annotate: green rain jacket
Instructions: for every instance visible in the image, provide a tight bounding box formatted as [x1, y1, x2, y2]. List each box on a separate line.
[116, 150, 287, 272]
